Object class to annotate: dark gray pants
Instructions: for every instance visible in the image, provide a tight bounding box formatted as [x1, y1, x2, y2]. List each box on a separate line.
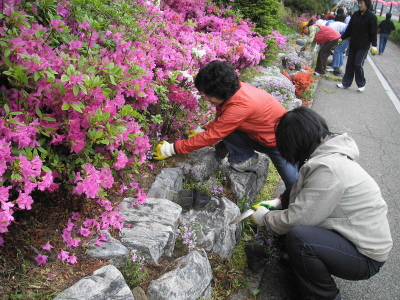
[285, 226, 385, 300]
[315, 39, 339, 75]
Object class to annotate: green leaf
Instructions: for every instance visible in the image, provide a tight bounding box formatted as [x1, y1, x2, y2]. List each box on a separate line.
[73, 85, 79, 97]
[42, 116, 56, 122]
[61, 74, 69, 82]
[41, 165, 52, 173]
[71, 103, 83, 113]
[61, 103, 70, 110]
[4, 103, 10, 114]
[35, 106, 43, 118]
[79, 84, 87, 95]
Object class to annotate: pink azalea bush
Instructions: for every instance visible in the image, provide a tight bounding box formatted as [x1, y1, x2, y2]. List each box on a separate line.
[0, 0, 284, 258]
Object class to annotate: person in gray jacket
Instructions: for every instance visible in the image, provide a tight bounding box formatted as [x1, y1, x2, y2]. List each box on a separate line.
[252, 107, 392, 300]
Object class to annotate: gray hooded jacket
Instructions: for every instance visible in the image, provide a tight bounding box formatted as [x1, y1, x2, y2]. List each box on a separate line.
[265, 133, 392, 261]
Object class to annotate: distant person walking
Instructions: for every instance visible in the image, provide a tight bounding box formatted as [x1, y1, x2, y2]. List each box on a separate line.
[337, 0, 378, 92]
[378, 12, 396, 54]
[299, 19, 341, 76]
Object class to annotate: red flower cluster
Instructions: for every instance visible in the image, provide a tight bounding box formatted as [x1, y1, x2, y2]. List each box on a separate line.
[283, 70, 314, 106]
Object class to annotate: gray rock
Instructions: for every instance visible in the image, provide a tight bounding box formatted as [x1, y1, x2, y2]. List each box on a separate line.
[53, 265, 134, 300]
[147, 168, 183, 201]
[87, 230, 129, 268]
[180, 196, 241, 258]
[177, 147, 222, 182]
[221, 153, 270, 208]
[146, 249, 213, 300]
[119, 197, 182, 263]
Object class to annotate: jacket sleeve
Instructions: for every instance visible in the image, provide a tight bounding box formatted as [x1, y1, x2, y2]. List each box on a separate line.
[264, 163, 344, 235]
[175, 100, 252, 154]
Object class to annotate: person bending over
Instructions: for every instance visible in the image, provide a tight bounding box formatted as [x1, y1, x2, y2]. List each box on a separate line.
[299, 19, 341, 76]
[252, 106, 392, 300]
[154, 60, 298, 200]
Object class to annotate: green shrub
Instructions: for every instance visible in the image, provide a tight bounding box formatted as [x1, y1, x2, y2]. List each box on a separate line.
[216, 0, 281, 35]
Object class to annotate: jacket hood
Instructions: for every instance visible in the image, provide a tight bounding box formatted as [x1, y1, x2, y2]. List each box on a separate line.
[311, 133, 359, 160]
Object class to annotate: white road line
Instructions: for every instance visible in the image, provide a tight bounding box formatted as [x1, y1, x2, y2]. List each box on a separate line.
[367, 55, 400, 114]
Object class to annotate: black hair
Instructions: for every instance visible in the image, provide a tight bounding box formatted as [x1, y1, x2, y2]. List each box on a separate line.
[359, 0, 372, 10]
[194, 60, 240, 101]
[275, 107, 332, 166]
[307, 18, 315, 26]
[337, 8, 344, 15]
[386, 12, 392, 20]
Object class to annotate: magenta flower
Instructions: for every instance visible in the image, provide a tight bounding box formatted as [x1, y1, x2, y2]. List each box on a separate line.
[57, 250, 70, 261]
[67, 255, 77, 264]
[41, 242, 54, 251]
[35, 254, 48, 266]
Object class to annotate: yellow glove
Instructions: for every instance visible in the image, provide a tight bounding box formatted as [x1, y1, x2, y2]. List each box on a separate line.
[338, 39, 343, 45]
[153, 141, 176, 160]
[370, 46, 378, 56]
[184, 126, 205, 138]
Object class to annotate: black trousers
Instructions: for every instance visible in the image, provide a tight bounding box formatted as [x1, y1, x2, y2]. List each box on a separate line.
[315, 39, 339, 75]
[285, 226, 385, 300]
[342, 46, 368, 88]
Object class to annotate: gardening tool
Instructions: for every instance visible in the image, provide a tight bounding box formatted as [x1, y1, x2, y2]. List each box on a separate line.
[229, 209, 255, 225]
[229, 198, 282, 225]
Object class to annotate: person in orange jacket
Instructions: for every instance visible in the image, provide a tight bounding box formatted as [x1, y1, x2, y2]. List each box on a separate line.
[154, 60, 298, 205]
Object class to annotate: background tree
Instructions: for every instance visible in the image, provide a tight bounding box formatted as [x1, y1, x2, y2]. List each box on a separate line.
[283, 0, 333, 15]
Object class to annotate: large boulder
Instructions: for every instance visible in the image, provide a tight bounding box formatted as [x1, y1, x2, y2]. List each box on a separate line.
[119, 197, 182, 263]
[180, 196, 241, 258]
[54, 265, 134, 300]
[146, 249, 213, 300]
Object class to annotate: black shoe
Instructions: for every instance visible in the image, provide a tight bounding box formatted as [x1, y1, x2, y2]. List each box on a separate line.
[333, 71, 343, 77]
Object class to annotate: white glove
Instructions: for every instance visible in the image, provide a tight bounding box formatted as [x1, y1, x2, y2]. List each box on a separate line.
[250, 206, 270, 227]
[370, 46, 378, 55]
[257, 198, 282, 210]
[153, 141, 176, 160]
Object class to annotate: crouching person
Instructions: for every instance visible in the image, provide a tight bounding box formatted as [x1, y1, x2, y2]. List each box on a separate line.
[251, 107, 392, 299]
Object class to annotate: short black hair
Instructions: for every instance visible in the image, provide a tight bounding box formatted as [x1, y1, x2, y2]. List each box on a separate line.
[194, 60, 240, 101]
[359, 0, 372, 10]
[275, 107, 332, 165]
[386, 12, 392, 19]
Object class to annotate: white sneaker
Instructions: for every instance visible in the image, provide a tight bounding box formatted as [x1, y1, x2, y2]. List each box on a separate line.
[337, 83, 348, 89]
[313, 71, 322, 76]
[357, 86, 365, 92]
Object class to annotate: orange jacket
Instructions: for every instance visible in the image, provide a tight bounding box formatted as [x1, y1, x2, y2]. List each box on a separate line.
[174, 82, 287, 154]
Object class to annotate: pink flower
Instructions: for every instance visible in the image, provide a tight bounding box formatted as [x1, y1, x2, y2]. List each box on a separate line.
[71, 212, 80, 221]
[0, 236, 4, 247]
[94, 238, 103, 247]
[41, 242, 54, 251]
[35, 254, 48, 265]
[48, 273, 56, 278]
[16, 192, 34, 210]
[67, 255, 77, 264]
[57, 250, 70, 261]
[77, 226, 92, 237]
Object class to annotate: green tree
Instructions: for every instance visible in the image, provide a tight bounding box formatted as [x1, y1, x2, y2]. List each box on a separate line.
[216, 0, 281, 35]
[283, 0, 333, 15]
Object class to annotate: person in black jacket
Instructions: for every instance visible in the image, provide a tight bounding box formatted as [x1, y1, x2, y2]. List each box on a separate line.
[336, 0, 378, 92]
[378, 12, 396, 55]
